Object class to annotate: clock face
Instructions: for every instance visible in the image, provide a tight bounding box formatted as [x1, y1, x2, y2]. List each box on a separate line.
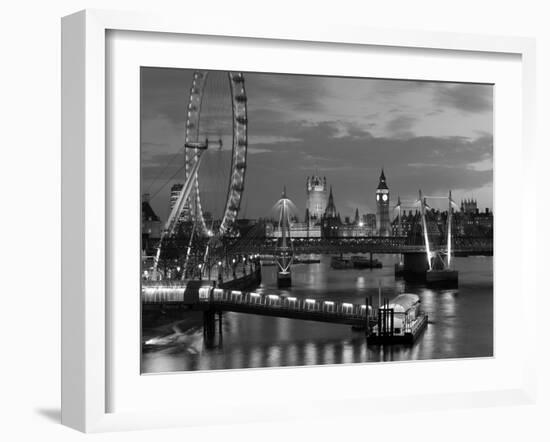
[376, 194, 380, 201]
[382, 194, 388, 202]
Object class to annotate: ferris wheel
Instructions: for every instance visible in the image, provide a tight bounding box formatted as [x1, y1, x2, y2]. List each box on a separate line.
[184, 70, 248, 237]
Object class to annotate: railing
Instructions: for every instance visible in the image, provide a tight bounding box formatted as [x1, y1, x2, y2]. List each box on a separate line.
[201, 288, 376, 325]
[226, 236, 493, 255]
[409, 314, 428, 336]
[141, 281, 190, 303]
[141, 264, 261, 304]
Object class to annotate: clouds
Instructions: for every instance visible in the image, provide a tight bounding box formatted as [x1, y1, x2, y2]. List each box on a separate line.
[385, 115, 417, 138]
[238, 119, 493, 217]
[141, 68, 493, 222]
[246, 73, 327, 114]
[434, 83, 493, 113]
[140, 68, 192, 124]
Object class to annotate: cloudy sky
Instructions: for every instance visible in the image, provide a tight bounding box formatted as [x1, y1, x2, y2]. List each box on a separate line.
[141, 68, 493, 223]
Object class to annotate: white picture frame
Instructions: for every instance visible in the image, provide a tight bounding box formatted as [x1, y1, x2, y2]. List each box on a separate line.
[61, 9, 537, 433]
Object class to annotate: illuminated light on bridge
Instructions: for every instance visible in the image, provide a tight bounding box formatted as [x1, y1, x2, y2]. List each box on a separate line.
[142, 286, 187, 295]
[342, 302, 354, 313]
[199, 287, 210, 300]
[147, 287, 378, 327]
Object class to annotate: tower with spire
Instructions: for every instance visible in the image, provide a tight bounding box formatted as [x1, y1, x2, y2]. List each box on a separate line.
[321, 186, 340, 238]
[376, 168, 391, 237]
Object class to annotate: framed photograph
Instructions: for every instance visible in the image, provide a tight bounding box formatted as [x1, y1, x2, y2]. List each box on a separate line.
[61, 9, 537, 432]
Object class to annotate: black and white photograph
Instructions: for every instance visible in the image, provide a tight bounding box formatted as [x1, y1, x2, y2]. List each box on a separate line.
[140, 68, 493, 373]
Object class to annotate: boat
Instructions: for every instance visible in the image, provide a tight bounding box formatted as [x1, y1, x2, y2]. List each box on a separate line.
[367, 293, 428, 345]
[294, 257, 321, 264]
[330, 256, 353, 269]
[350, 255, 383, 269]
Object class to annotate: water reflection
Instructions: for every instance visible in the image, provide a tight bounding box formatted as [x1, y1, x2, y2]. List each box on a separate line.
[142, 255, 493, 373]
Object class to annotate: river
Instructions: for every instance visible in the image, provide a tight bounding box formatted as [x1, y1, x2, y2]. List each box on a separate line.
[141, 254, 493, 373]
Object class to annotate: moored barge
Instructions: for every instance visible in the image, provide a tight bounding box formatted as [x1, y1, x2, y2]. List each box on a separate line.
[367, 293, 428, 344]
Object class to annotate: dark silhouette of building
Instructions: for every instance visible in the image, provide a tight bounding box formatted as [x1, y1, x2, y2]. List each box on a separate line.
[461, 198, 478, 214]
[321, 186, 340, 238]
[364, 213, 377, 234]
[141, 193, 161, 252]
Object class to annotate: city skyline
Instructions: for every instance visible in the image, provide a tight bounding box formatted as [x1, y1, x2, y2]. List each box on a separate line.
[141, 68, 493, 223]
[140, 67, 494, 373]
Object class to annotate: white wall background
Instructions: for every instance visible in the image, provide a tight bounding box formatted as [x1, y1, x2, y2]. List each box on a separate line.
[0, 0, 547, 440]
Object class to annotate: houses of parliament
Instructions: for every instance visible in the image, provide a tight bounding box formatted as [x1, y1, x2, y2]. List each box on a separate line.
[266, 169, 392, 239]
[266, 169, 493, 240]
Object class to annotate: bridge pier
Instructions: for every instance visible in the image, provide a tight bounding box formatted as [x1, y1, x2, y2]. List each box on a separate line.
[203, 310, 222, 348]
[394, 254, 405, 277]
[402, 252, 429, 282]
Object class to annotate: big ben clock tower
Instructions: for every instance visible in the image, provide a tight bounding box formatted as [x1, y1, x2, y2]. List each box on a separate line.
[376, 169, 391, 236]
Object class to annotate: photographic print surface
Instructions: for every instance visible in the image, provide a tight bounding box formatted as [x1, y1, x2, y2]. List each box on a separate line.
[140, 68, 493, 373]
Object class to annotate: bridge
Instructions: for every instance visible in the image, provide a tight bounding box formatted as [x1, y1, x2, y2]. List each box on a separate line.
[224, 236, 493, 256]
[142, 282, 376, 328]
